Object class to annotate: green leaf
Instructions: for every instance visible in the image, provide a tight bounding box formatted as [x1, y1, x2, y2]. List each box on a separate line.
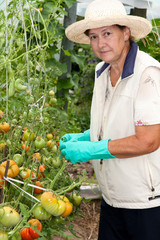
[68, 224, 81, 238]
[19, 203, 30, 217]
[57, 77, 73, 90]
[71, 53, 85, 69]
[45, 59, 67, 77]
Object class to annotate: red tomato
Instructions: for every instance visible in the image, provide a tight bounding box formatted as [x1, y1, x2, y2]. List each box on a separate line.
[39, 165, 45, 178]
[28, 219, 42, 239]
[34, 181, 44, 194]
[21, 144, 29, 153]
[20, 228, 33, 240]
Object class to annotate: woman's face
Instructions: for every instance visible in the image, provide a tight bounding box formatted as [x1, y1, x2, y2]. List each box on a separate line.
[88, 25, 130, 64]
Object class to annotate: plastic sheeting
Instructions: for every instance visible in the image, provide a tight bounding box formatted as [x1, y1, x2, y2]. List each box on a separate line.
[77, 0, 153, 16]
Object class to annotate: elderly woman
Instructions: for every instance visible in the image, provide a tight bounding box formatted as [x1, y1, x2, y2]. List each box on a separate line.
[60, 0, 160, 239]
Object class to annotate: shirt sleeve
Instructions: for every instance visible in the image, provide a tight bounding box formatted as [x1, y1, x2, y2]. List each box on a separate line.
[134, 66, 160, 126]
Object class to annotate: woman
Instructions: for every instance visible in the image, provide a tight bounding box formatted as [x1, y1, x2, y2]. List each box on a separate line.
[60, 0, 160, 239]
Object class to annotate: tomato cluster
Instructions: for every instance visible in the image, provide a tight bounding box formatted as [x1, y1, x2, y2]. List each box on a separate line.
[0, 109, 83, 239]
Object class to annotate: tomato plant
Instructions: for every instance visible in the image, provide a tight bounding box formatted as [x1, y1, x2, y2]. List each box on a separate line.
[0, 0, 86, 238]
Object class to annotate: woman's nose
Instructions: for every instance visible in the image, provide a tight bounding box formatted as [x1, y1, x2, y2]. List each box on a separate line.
[98, 36, 106, 48]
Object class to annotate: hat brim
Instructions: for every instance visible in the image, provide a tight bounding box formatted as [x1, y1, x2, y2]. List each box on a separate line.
[65, 15, 152, 44]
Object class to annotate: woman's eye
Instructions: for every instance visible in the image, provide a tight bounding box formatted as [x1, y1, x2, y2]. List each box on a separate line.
[104, 32, 110, 36]
[90, 35, 97, 40]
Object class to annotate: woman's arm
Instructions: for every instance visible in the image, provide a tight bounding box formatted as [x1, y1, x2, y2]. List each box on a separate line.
[108, 124, 160, 158]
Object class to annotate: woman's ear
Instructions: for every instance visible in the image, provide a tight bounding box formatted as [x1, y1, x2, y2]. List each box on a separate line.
[124, 27, 131, 41]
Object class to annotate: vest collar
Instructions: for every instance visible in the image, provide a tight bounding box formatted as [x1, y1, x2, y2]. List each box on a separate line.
[96, 41, 138, 79]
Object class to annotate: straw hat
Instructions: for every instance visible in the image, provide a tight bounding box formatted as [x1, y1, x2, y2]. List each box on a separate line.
[65, 0, 152, 44]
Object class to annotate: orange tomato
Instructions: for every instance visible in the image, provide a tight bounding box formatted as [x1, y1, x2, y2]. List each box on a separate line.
[45, 103, 50, 107]
[34, 181, 44, 194]
[46, 133, 53, 140]
[0, 110, 4, 119]
[46, 140, 55, 149]
[0, 160, 19, 178]
[39, 165, 45, 178]
[32, 152, 41, 162]
[21, 144, 29, 152]
[21, 136, 26, 142]
[0, 122, 10, 133]
[61, 201, 73, 217]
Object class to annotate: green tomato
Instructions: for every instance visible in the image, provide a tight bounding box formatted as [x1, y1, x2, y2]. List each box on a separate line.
[41, 192, 66, 217]
[42, 156, 51, 165]
[52, 157, 61, 168]
[0, 232, 8, 240]
[0, 206, 21, 227]
[35, 137, 46, 149]
[13, 153, 24, 166]
[10, 232, 21, 240]
[28, 110, 34, 118]
[49, 97, 57, 105]
[9, 78, 15, 97]
[69, 193, 82, 207]
[51, 145, 58, 153]
[23, 111, 27, 118]
[53, 216, 64, 224]
[43, 117, 49, 124]
[41, 148, 50, 157]
[24, 94, 34, 104]
[23, 130, 35, 141]
[11, 119, 18, 125]
[49, 90, 55, 96]
[15, 79, 27, 91]
[32, 203, 52, 220]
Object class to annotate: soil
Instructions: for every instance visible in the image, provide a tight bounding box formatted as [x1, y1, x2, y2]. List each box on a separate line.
[53, 162, 101, 240]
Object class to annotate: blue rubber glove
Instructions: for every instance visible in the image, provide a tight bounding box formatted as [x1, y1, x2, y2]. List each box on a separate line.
[60, 139, 116, 164]
[60, 129, 90, 146]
